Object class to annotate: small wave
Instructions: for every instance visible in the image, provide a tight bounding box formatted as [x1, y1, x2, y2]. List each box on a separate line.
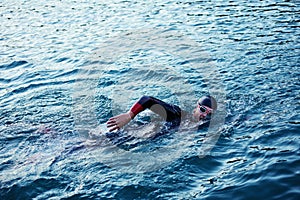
[2, 80, 74, 99]
[0, 60, 28, 69]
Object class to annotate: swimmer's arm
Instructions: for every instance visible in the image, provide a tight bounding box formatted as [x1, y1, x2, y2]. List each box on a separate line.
[106, 95, 180, 132]
[106, 96, 157, 132]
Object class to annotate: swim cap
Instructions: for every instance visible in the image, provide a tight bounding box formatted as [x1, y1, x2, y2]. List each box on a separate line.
[198, 95, 217, 110]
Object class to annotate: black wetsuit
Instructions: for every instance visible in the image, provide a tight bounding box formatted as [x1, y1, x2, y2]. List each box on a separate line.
[105, 96, 182, 150]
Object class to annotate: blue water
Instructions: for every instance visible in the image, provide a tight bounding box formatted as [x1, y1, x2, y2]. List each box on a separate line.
[1, 0, 300, 199]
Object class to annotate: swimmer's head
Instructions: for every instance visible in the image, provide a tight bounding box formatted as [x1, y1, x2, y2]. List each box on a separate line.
[193, 95, 217, 121]
[198, 95, 217, 110]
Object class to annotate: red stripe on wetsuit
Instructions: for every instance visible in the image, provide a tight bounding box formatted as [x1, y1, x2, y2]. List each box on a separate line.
[130, 102, 144, 118]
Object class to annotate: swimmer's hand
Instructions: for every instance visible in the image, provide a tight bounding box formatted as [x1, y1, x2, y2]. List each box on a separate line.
[106, 111, 134, 132]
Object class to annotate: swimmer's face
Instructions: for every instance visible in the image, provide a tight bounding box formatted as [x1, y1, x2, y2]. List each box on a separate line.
[192, 103, 213, 121]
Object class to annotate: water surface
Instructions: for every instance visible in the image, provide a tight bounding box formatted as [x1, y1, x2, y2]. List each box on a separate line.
[0, 0, 299, 199]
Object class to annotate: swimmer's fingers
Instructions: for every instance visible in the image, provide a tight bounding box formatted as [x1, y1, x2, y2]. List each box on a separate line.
[108, 126, 119, 132]
[106, 124, 119, 128]
[106, 119, 118, 130]
[106, 119, 119, 131]
[106, 118, 116, 126]
[106, 116, 122, 132]
[106, 113, 132, 132]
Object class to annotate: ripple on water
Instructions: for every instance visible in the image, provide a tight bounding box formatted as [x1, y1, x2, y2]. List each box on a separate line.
[0, 0, 300, 199]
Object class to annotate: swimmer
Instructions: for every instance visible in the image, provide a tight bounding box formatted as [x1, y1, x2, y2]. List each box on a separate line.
[47, 96, 218, 163]
[106, 95, 217, 132]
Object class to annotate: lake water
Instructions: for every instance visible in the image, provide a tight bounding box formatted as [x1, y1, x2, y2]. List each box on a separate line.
[1, 0, 299, 199]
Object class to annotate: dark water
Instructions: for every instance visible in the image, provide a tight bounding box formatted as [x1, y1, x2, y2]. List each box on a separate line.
[1, 0, 299, 199]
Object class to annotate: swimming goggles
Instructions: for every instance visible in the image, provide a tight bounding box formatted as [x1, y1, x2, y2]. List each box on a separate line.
[198, 104, 213, 114]
[197, 104, 213, 120]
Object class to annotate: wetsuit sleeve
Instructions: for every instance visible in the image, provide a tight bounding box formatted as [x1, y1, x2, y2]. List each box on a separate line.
[130, 96, 181, 122]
